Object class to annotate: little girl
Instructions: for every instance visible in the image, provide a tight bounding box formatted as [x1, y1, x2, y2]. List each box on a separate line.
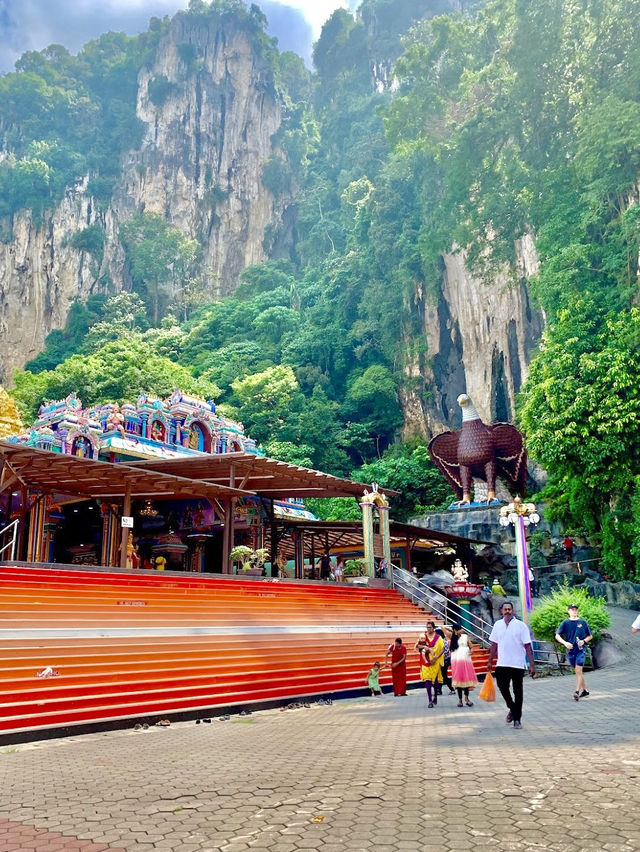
[450, 631, 478, 707]
[366, 661, 384, 696]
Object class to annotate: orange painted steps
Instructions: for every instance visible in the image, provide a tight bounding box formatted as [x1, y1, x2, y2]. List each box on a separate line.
[0, 655, 489, 737]
[0, 597, 420, 626]
[0, 644, 487, 697]
[0, 584, 424, 608]
[0, 568, 403, 601]
[0, 564, 488, 737]
[0, 641, 418, 690]
[0, 657, 421, 698]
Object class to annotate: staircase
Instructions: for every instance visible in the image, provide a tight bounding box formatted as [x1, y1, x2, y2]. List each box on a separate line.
[0, 563, 491, 739]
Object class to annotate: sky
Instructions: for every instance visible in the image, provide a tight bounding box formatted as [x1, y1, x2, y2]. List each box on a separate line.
[0, 0, 358, 74]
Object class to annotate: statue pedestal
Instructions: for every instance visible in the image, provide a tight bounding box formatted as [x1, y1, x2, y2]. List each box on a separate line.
[410, 504, 505, 546]
[443, 583, 484, 632]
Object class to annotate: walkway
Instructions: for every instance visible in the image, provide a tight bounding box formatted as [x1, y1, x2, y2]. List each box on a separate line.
[1, 607, 639, 851]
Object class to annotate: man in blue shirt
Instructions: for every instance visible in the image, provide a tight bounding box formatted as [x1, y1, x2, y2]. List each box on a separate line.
[555, 603, 592, 701]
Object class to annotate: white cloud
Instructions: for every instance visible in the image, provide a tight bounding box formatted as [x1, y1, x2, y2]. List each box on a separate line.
[278, 0, 348, 39]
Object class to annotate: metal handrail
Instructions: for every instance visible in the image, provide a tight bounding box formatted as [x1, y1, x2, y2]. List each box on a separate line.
[392, 566, 552, 665]
[392, 566, 492, 647]
[0, 519, 19, 561]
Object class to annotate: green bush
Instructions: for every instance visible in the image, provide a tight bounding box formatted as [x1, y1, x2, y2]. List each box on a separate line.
[530, 580, 610, 645]
[344, 558, 367, 577]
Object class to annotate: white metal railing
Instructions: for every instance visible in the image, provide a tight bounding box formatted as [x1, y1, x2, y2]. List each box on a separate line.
[0, 519, 19, 562]
[391, 566, 551, 665]
[392, 566, 492, 646]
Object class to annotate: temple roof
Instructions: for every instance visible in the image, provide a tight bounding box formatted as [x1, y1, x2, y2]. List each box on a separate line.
[0, 442, 252, 503]
[261, 518, 484, 560]
[127, 453, 386, 500]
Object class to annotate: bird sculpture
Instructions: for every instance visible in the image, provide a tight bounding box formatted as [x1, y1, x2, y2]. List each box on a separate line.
[428, 394, 527, 504]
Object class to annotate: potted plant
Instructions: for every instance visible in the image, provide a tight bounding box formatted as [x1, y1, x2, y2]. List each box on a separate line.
[230, 545, 269, 575]
[229, 545, 254, 573]
[248, 548, 269, 575]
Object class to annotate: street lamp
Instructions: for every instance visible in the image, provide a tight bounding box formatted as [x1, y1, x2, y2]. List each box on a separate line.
[499, 497, 540, 625]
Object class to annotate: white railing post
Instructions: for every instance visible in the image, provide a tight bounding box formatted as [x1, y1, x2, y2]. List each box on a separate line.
[0, 518, 20, 562]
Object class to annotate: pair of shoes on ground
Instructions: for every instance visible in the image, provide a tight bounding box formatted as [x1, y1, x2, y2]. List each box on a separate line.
[457, 701, 474, 707]
[195, 718, 211, 724]
[133, 723, 149, 731]
[574, 689, 590, 700]
[156, 719, 171, 727]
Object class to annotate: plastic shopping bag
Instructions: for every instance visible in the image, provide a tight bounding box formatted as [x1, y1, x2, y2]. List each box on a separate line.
[478, 671, 496, 702]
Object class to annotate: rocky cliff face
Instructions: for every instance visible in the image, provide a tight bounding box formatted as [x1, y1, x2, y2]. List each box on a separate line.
[400, 234, 545, 439]
[0, 189, 100, 384]
[107, 13, 284, 296]
[0, 12, 285, 383]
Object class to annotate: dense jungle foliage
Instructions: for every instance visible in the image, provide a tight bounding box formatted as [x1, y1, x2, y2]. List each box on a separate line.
[4, 0, 640, 573]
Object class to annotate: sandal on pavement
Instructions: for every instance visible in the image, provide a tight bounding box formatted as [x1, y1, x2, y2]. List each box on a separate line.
[573, 691, 580, 701]
[428, 702, 434, 708]
[457, 702, 463, 707]
[465, 700, 474, 707]
[580, 690, 590, 697]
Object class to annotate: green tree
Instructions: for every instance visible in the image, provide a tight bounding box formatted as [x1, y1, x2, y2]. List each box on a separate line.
[119, 213, 200, 324]
[12, 337, 219, 420]
[518, 303, 640, 578]
[230, 365, 304, 444]
[342, 365, 402, 455]
[355, 442, 452, 520]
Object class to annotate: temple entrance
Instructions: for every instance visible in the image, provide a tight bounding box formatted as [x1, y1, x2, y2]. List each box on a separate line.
[53, 501, 102, 565]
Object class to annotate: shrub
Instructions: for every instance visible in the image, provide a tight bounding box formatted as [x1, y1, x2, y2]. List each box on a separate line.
[344, 558, 367, 577]
[530, 580, 610, 645]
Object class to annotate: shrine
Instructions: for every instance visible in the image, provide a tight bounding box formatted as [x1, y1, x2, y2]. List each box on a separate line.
[1, 389, 392, 574]
[0, 389, 488, 740]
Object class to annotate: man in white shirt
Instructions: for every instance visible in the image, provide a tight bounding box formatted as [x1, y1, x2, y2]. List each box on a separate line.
[487, 601, 536, 730]
[631, 613, 640, 633]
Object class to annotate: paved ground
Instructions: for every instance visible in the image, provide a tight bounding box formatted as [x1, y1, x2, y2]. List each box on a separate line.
[1, 608, 640, 852]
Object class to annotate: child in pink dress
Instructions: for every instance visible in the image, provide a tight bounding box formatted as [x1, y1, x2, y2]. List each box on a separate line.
[450, 632, 478, 707]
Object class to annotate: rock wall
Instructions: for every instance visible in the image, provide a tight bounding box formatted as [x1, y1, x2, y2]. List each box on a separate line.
[0, 12, 286, 383]
[401, 234, 545, 438]
[107, 13, 284, 297]
[0, 187, 104, 384]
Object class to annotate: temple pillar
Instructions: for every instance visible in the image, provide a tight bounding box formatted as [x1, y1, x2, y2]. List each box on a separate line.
[119, 483, 132, 570]
[101, 504, 119, 567]
[360, 501, 375, 578]
[294, 531, 304, 580]
[27, 494, 46, 563]
[379, 505, 391, 566]
[220, 499, 230, 573]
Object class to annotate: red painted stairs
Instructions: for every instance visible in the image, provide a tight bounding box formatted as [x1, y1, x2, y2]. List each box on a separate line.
[0, 564, 488, 738]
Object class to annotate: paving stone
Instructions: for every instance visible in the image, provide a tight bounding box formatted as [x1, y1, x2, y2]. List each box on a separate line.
[2, 606, 640, 850]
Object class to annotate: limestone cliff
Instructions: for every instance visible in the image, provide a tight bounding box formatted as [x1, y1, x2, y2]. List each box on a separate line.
[107, 12, 284, 297]
[0, 189, 100, 384]
[0, 11, 285, 383]
[400, 234, 545, 439]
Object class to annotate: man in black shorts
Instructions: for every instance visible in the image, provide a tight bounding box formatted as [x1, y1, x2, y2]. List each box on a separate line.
[555, 603, 592, 701]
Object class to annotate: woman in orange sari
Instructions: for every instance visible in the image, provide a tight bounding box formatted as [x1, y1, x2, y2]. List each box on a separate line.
[385, 637, 407, 696]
